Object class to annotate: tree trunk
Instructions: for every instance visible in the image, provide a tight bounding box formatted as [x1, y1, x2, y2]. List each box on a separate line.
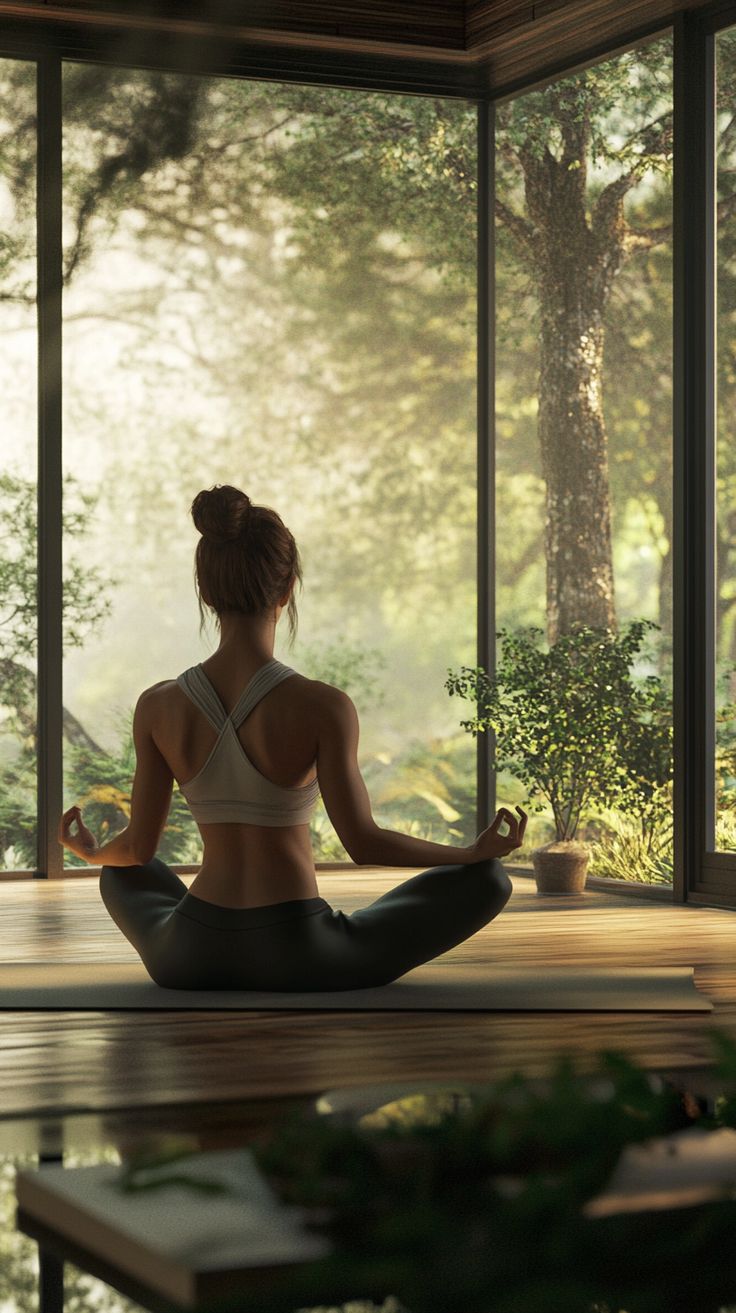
[658, 528, 673, 677]
[517, 107, 622, 646]
[538, 276, 616, 643]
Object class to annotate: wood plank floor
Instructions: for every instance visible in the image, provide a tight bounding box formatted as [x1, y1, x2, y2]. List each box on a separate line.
[1, 870, 735, 1132]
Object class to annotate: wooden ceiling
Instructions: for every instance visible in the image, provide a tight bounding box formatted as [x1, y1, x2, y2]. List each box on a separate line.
[0, 0, 724, 97]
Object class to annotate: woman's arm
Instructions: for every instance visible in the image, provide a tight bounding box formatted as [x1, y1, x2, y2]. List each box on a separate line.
[59, 686, 174, 868]
[58, 806, 141, 865]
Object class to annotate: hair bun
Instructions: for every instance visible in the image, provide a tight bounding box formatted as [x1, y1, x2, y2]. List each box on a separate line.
[191, 485, 253, 545]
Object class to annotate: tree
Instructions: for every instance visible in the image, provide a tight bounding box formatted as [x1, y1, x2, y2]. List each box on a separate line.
[494, 41, 674, 640]
[0, 474, 125, 862]
[1, 50, 690, 644]
[4, 43, 722, 864]
[0, 472, 116, 749]
[58, 73, 479, 608]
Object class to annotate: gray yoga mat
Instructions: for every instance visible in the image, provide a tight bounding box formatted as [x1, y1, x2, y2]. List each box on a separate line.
[0, 962, 712, 1011]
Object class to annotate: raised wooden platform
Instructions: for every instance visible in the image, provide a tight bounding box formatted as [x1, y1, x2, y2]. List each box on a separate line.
[1, 870, 734, 1147]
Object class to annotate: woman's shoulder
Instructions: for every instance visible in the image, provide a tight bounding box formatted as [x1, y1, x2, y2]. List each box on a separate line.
[294, 674, 344, 706]
[138, 679, 183, 718]
[280, 673, 346, 724]
[142, 671, 342, 708]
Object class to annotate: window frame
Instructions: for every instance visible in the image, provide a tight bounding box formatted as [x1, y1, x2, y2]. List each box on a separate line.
[36, 52, 64, 881]
[0, 7, 731, 907]
[681, 1, 736, 907]
[16, 42, 490, 880]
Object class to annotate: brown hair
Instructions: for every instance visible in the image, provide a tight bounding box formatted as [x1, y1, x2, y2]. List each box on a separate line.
[191, 485, 302, 651]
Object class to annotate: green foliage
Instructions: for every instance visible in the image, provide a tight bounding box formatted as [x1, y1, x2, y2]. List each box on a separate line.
[0, 746, 37, 868]
[587, 802, 673, 885]
[0, 46, 684, 871]
[58, 64, 206, 281]
[299, 639, 388, 714]
[308, 809, 355, 864]
[496, 39, 673, 176]
[0, 472, 114, 664]
[0, 60, 35, 302]
[304, 657, 478, 860]
[0, 472, 116, 741]
[5, 41, 730, 880]
[494, 36, 675, 602]
[243, 1029, 736, 1313]
[0, 1147, 140, 1313]
[118, 1134, 230, 1195]
[715, 666, 736, 815]
[716, 809, 736, 854]
[265, 87, 476, 297]
[445, 620, 672, 843]
[64, 708, 202, 869]
[86, 1029, 736, 1311]
[21, 62, 481, 633]
[367, 731, 476, 845]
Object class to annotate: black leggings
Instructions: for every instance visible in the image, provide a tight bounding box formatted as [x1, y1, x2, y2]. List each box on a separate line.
[99, 857, 512, 991]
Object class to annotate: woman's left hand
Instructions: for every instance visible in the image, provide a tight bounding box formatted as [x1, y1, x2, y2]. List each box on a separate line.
[58, 805, 99, 861]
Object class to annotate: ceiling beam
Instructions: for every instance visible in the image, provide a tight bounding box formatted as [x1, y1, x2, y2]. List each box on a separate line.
[0, 0, 724, 97]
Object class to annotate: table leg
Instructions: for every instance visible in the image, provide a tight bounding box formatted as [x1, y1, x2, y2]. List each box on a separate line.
[38, 1153, 64, 1313]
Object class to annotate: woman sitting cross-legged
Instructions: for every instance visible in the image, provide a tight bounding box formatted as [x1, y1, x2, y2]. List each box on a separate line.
[58, 483, 526, 992]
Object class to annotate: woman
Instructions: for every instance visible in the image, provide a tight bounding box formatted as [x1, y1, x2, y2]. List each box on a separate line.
[58, 484, 526, 991]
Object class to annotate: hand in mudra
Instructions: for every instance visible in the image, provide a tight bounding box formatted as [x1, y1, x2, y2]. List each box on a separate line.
[58, 805, 99, 861]
[471, 806, 527, 861]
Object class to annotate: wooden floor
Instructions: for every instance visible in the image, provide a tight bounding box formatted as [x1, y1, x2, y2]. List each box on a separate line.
[1, 869, 735, 1147]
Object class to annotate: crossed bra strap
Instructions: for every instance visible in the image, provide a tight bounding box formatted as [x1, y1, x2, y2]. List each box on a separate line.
[176, 660, 296, 733]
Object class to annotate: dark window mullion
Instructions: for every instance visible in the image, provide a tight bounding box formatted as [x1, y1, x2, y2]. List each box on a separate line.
[36, 52, 63, 880]
[674, 9, 736, 904]
[477, 99, 495, 835]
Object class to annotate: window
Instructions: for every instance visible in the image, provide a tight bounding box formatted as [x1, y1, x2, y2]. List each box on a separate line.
[0, 59, 478, 873]
[1, 15, 729, 905]
[495, 35, 674, 884]
[0, 58, 38, 873]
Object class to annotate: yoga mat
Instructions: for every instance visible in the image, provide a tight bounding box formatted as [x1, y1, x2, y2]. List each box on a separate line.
[0, 962, 712, 1011]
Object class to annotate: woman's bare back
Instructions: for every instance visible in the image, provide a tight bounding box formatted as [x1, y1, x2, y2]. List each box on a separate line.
[149, 656, 326, 907]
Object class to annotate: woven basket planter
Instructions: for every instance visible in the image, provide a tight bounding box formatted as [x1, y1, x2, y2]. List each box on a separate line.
[532, 841, 590, 895]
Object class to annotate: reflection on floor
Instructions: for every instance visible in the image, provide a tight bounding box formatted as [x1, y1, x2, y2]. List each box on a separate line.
[1, 868, 735, 1313]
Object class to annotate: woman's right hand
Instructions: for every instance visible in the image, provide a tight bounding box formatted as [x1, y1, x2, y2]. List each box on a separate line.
[470, 806, 527, 861]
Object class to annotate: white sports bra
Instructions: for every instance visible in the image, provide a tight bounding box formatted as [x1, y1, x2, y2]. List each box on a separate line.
[175, 659, 320, 826]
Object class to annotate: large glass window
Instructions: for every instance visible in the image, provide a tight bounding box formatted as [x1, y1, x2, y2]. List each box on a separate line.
[495, 35, 674, 885]
[59, 66, 478, 868]
[0, 35, 692, 888]
[0, 58, 38, 873]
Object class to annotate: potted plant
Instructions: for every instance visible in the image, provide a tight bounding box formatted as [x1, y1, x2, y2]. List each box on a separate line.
[100, 1032, 736, 1313]
[445, 620, 672, 895]
[244, 1031, 736, 1313]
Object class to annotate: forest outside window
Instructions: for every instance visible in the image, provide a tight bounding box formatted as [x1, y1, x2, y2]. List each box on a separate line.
[0, 60, 479, 875]
[494, 33, 675, 887]
[0, 20, 726, 901]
